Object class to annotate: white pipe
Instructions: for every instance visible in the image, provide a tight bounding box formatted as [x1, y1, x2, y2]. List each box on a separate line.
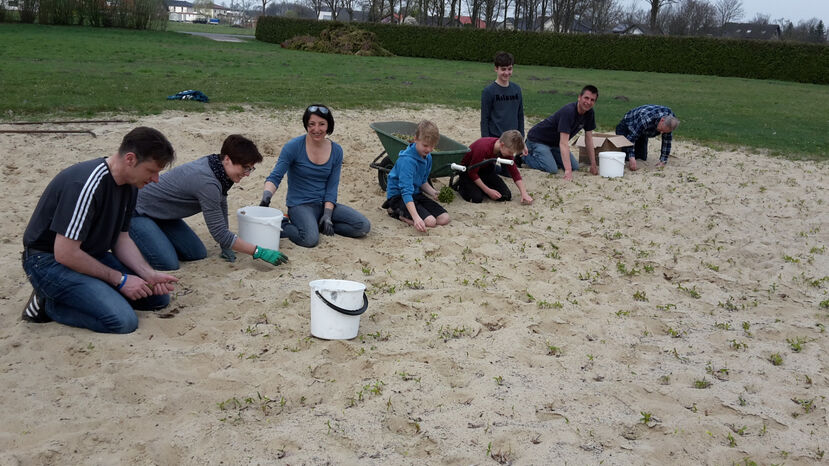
[496, 158, 514, 166]
[450, 163, 467, 172]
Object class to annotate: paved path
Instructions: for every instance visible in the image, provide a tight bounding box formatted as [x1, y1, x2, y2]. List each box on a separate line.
[176, 31, 254, 43]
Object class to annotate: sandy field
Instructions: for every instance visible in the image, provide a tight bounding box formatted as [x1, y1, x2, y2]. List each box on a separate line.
[1, 107, 827, 465]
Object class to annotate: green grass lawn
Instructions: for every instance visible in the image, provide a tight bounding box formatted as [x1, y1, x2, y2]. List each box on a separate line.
[1, 23, 826, 159]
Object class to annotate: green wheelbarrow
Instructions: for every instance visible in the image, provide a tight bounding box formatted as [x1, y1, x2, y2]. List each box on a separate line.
[369, 121, 470, 191]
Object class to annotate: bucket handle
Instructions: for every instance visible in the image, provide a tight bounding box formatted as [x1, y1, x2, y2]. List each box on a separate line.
[315, 290, 368, 316]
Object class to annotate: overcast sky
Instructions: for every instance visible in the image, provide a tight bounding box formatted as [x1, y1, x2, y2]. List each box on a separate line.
[715, 0, 826, 24]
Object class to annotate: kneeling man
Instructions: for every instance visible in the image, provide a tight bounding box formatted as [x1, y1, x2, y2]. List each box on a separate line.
[21, 127, 179, 334]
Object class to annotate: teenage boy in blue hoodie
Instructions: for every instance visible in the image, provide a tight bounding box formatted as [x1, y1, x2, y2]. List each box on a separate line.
[382, 120, 450, 232]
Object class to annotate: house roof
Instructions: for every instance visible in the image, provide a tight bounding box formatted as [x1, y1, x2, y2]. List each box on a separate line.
[611, 23, 647, 34]
[166, 0, 193, 7]
[722, 22, 781, 40]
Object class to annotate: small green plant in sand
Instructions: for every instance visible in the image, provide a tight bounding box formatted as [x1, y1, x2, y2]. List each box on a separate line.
[787, 336, 807, 352]
[493, 375, 504, 386]
[793, 397, 815, 414]
[617, 261, 640, 276]
[361, 265, 373, 275]
[693, 378, 712, 389]
[633, 290, 648, 302]
[545, 342, 562, 356]
[783, 254, 800, 264]
[726, 432, 737, 447]
[714, 321, 732, 330]
[820, 299, 829, 309]
[639, 411, 653, 424]
[768, 353, 784, 366]
[677, 283, 701, 298]
[666, 327, 682, 338]
[537, 300, 563, 309]
[730, 339, 748, 351]
[742, 321, 753, 337]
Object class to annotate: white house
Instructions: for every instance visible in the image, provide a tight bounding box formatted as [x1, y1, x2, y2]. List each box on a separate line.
[167, 0, 198, 22]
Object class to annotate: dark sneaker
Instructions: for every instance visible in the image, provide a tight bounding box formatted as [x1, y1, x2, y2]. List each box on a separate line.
[22, 289, 51, 323]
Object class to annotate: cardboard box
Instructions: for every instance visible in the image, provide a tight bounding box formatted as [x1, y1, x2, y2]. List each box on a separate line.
[575, 132, 632, 166]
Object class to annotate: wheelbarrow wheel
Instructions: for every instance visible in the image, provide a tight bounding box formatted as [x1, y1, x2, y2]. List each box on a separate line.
[377, 155, 393, 191]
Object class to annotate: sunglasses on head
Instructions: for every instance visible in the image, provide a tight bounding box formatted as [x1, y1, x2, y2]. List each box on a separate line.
[307, 105, 329, 114]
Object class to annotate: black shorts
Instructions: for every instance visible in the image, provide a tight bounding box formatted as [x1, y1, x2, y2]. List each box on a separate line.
[382, 193, 447, 220]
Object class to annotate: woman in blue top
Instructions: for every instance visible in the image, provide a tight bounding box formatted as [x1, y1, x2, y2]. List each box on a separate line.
[260, 105, 370, 248]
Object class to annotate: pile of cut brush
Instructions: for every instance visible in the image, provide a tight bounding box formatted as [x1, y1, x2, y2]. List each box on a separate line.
[281, 24, 392, 57]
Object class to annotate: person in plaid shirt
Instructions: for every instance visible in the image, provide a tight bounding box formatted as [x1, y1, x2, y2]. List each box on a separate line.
[615, 105, 680, 171]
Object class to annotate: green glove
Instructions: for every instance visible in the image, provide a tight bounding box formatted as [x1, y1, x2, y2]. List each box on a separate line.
[253, 246, 288, 266]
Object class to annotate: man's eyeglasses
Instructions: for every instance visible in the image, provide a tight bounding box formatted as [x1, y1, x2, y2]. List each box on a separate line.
[243, 165, 256, 174]
[308, 105, 330, 114]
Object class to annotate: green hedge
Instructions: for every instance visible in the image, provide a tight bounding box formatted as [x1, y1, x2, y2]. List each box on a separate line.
[256, 16, 829, 84]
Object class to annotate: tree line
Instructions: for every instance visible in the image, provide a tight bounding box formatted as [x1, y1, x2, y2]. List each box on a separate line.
[252, 0, 826, 43]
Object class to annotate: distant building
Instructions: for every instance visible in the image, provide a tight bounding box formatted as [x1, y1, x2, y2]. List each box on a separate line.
[612, 23, 647, 35]
[166, 0, 198, 22]
[721, 22, 781, 40]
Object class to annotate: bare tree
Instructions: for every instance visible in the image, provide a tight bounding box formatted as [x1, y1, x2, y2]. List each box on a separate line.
[261, 0, 269, 14]
[583, 0, 623, 33]
[322, 0, 342, 19]
[750, 12, 769, 24]
[713, 0, 741, 27]
[305, 0, 324, 17]
[642, 0, 676, 32]
[664, 0, 715, 35]
[548, 0, 585, 32]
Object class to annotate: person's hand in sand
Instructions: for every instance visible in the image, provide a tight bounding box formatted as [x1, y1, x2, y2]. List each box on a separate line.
[253, 246, 288, 266]
[656, 160, 666, 168]
[629, 158, 638, 171]
[520, 193, 533, 205]
[589, 164, 599, 176]
[143, 271, 178, 295]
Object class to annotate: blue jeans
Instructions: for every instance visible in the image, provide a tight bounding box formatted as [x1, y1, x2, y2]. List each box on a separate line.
[283, 203, 371, 248]
[524, 140, 579, 174]
[129, 215, 207, 270]
[22, 250, 170, 334]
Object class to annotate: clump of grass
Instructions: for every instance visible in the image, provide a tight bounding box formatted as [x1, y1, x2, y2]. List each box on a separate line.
[438, 185, 455, 203]
[633, 290, 648, 302]
[693, 378, 712, 389]
[639, 411, 653, 424]
[787, 337, 807, 352]
[769, 353, 784, 366]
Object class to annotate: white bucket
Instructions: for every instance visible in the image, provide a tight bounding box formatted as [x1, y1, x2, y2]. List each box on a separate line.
[599, 151, 626, 178]
[309, 279, 368, 340]
[236, 206, 283, 251]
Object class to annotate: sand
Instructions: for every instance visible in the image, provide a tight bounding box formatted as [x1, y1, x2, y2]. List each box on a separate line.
[1, 107, 827, 465]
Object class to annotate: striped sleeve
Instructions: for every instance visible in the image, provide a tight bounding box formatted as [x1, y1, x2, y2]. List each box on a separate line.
[64, 162, 108, 240]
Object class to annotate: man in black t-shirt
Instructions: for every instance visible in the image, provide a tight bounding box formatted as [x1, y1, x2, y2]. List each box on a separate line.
[21, 127, 179, 334]
[524, 85, 600, 181]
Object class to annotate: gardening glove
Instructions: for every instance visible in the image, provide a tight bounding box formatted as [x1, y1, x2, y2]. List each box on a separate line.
[319, 207, 334, 236]
[220, 246, 236, 263]
[253, 246, 288, 266]
[259, 190, 273, 207]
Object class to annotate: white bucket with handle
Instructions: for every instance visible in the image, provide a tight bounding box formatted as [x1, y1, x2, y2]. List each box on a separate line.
[236, 206, 282, 251]
[599, 151, 626, 178]
[309, 279, 368, 340]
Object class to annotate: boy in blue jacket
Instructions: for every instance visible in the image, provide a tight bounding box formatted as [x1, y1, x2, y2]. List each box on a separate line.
[383, 120, 450, 232]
